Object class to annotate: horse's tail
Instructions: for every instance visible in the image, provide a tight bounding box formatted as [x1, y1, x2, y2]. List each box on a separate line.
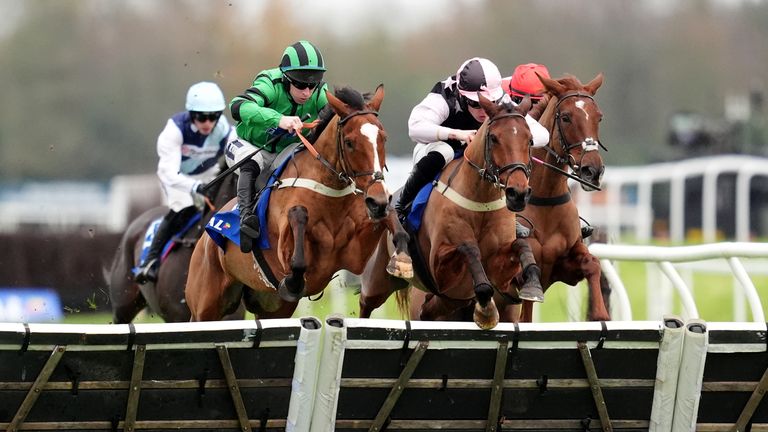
[394, 286, 412, 319]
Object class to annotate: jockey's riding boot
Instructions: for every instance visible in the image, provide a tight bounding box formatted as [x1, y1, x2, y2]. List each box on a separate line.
[237, 159, 261, 253]
[515, 220, 531, 238]
[135, 210, 178, 285]
[395, 152, 445, 223]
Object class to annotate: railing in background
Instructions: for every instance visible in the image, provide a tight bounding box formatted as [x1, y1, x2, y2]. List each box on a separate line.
[0, 175, 160, 233]
[6, 155, 767, 239]
[573, 155, 768, 243]
[589, 242, 768, 323]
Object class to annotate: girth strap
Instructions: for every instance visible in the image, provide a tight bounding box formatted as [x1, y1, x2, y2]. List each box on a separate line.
[251, 247, 280, 290]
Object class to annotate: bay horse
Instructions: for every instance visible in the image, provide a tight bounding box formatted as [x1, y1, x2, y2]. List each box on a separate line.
[184, 85, 412, 321]
[509, 73, 611, 322]
[108, 164, 243, 323]
[360, 95, 534, 330]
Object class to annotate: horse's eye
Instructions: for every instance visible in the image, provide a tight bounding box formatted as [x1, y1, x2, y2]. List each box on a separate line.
[561, 114, 571, 123]
[489, 134, 499, 145]
[345, 138, 353, 149]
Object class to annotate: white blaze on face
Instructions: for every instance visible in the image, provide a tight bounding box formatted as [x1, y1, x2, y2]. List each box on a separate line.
[360, 122, 389, 195]
[575, 100, 589, 121]
[574, 100, 599, 151]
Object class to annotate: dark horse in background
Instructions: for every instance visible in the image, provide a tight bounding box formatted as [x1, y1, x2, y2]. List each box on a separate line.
[184, 85, 412, 321]
[510, 73, 611, 322]
[108, 162, 243, 323]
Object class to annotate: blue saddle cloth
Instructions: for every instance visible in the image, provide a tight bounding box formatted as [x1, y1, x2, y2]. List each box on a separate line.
[405, 180, 437, 233]
[405, 150, 463, 233]
[205, 154, 295, 251]
[132, 212, 202, 275]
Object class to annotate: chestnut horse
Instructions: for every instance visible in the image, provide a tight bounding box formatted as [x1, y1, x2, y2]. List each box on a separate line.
[185, 85, 412, 321]
[509, 73, 611, 322]
[360, 95, 534, 329]
[108, 165, 242, 323]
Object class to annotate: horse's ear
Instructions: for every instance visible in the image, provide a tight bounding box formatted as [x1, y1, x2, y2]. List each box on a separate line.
[326, 89, 351, 117]
[584, 73, 604, 95]
[368, 84, 385, 112]
[537, 72, 566, 96]
[477, 93, 497, 115]
[517, 95, 532, 115]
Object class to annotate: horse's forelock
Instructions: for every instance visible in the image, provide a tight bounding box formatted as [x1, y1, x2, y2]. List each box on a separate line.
[334, 87, 366, 111]
[500, 101, 516, 113]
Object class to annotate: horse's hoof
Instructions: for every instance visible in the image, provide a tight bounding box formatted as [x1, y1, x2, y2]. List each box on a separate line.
[473, 299, 499, 330]
[386, 252, 413, 279]
[277, 279, 305, 303]
[518, 286, 544, 303]
[519, 282, 544, 303]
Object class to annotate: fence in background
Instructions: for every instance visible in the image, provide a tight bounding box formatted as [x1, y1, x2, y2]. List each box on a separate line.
[4, 156, 768, 240]
[573, 154, 768, 242]
[0, 175, 160, 233]
[589, 242, 768, 323]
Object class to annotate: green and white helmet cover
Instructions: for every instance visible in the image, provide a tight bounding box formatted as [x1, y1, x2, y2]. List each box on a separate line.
[279, 40, 326, 83]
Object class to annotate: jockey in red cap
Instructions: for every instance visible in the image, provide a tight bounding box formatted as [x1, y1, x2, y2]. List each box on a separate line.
[502, 63, 551, 104]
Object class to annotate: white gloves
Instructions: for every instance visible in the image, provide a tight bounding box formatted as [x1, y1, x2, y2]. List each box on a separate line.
[191, 181, 206, 209]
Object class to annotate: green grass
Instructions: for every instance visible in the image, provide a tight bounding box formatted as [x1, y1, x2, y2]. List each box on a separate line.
[60, 258, 768, 324]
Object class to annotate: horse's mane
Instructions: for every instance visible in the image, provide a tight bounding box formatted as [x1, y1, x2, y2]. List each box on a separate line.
[498, 100, 517, 114]
[306, 86, 367, 142]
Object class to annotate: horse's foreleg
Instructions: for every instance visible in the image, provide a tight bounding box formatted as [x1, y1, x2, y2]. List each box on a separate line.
[380, 211, 413, 279]
[419, 292, 471, 321]
[512, 238, 544, 303]
[457, 243, 499, 330]
[186, 237, 235, 321]
[520, 300, 534, 323]
[111, 285, 146, 324]
[277, 206, 308, 303]
[573, 243, 611, 321]
[108, 239, 147, 324]
[360, 234, 408, 318]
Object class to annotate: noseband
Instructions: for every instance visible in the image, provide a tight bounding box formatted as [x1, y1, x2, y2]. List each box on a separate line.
[543, 92, 607, 172]
[465, 112, 532, 189]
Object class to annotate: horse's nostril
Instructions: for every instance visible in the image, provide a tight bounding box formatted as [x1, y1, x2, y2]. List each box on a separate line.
[581, 166, 597, 179]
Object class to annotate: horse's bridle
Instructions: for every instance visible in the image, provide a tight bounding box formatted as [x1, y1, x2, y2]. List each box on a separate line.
[464, 111, 532, 189]
[542, 92, 607, 173]
[299, 109, 385, 195]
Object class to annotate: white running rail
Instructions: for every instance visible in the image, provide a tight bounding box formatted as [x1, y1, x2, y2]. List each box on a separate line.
[573, 155, 768, 243]
[589, 242, 768, 323]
